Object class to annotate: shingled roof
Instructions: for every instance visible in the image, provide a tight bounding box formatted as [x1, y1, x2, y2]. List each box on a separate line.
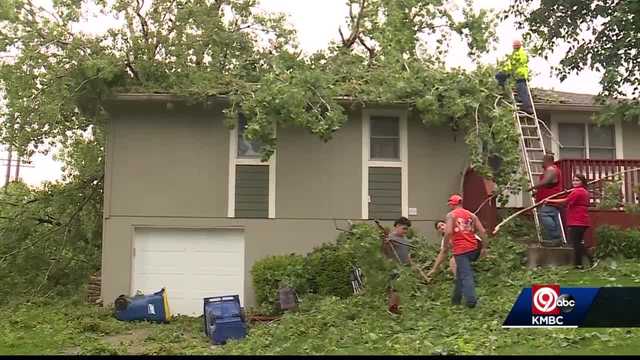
[112, 89, 606, 112]
[531, 89, 603, 111]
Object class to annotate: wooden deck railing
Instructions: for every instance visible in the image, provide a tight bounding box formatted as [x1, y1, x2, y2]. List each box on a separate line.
[556, 159, 640, 206]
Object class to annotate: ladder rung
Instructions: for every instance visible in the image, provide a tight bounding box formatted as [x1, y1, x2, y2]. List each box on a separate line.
[529, 159, 543, 163]
[523, 136, 541, 139]
[520, 125, 538, 128]
[526, 148, 545, 151]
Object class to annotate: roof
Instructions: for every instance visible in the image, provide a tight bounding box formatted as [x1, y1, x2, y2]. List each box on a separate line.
[111, 89, 605, 112]
[531, 89, 602, 111]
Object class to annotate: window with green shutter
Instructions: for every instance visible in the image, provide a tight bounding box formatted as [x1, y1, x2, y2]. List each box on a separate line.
[235, 165, 269, 218]
[368, 167, 402, 220]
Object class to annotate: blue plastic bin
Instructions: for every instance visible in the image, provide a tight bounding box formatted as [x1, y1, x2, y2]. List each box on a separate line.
[203, 295, 247, 345]
[114, 288, 171, 323]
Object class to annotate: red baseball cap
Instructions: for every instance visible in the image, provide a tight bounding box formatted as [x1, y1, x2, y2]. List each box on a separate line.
[448, 194, 463, 206]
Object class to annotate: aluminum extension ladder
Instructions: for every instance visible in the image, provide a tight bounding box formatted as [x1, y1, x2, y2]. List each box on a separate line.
[509, 82, 567, 246]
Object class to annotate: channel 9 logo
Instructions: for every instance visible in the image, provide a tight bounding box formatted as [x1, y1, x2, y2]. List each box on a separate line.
[531, 284, 576, 325]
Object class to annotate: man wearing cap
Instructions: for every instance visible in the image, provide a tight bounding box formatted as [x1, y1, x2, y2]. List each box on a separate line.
[495, 39, 534, 114]
[436, 194, 487, 308]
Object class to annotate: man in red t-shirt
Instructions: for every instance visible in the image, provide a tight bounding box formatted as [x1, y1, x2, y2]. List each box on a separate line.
[438, 194, 488, 308]
[528, 154, 563, 245]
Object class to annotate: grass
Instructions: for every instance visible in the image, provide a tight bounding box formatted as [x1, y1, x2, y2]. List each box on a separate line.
[1, 259, 640, 355]
[2, 222, 640, 356]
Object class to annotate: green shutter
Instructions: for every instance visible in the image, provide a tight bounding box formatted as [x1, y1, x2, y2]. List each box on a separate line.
[368, 167, 401, 220]
[235, 165, 269, 218]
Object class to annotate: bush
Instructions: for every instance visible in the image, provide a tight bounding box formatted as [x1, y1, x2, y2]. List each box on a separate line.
[251, 254, 308, 307]
[304, 243, 354, 298]
[597, 181, 624, 210]
[595, 225, 640, 259]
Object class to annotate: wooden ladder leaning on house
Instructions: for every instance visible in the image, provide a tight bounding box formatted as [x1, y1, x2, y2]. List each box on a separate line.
[509, 83, 567, 246]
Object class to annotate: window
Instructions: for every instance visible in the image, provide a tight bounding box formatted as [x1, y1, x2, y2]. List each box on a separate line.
[588, 124, 616, 159]
[235, 165, 269, 218]
[228, 116, 275, 218]
[362, 111, 408, 220]
[370, 116, 400, 160]
[237, 114, 264, 158]
[368, 167, 402, 220]
[558, 123, 615, 160]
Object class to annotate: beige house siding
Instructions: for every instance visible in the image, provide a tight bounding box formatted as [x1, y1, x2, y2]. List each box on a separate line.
[275, 110, 363, 219]
[623, 121, 640, 159]
[407, 116, 468, 225]
[106, 102, 229, 218]
[101, 100, 466, 306]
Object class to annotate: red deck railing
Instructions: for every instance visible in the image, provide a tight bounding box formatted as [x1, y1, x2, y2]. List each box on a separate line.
[555, 159, 640, 207]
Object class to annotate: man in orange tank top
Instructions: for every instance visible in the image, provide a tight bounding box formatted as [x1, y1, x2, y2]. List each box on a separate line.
[442, 194, 488, 308]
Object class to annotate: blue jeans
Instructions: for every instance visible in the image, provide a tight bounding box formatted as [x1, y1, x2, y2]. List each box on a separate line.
[539, 205, 562, 241]
[515, 79, 533, 113]
[452, 249, 480, 308]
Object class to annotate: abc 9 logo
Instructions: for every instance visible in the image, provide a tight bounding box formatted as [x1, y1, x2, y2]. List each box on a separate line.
[533, 287, 576, 314]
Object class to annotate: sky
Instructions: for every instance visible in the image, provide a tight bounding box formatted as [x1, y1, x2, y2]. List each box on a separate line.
[1, 0, 604, 188]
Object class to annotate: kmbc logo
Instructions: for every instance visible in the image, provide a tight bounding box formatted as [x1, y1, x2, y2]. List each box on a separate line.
[532, 284, 576, 315]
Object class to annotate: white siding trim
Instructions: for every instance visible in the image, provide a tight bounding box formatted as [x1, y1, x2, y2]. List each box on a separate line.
[615, 119, 624, 159]
[269, 151, 276, 219]
[228, 123, 276, 218]
[400, 115, 409, 218]
[362, 108, 408, 219]
[551, 119, 560, 158]
[368, 160, 402, 168]
[362, 113, 370, 219]
[228, 126, 237, 218]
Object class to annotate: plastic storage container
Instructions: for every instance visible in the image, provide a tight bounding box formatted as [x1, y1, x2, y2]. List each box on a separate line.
[114, 288, 171, 323]
[203, 295, 247, 345]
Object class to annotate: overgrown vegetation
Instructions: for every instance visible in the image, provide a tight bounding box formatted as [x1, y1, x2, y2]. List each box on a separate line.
[0, 136, 103, 304]
[595, 225, 640, 260]
[0, 0, 526, 200]
[3, 225, 640, 355]
[251, 254, 308, 308]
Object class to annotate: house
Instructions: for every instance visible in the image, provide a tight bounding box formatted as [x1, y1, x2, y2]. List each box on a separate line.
[100, 90, 640, 315]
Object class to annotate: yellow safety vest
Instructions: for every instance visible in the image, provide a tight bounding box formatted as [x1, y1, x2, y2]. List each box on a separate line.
[502, 47, 530, 80]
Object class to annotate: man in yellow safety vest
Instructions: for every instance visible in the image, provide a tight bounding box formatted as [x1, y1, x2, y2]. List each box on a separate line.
[495, 39, 533, 114]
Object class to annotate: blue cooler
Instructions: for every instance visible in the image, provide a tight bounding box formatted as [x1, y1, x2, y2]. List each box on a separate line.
[114, 288, 171, 323]
[203, 295, 247, 345]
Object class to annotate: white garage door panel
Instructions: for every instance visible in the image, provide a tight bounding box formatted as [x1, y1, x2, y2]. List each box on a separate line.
[132, 228, 245, 316]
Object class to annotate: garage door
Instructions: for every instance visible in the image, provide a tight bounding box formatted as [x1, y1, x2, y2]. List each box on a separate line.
[132, 228, 245, 316]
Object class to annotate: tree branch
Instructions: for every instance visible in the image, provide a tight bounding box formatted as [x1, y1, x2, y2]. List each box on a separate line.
[72, 73, 102, 95]
[135, 0, 150, 44]
[340, 0, 367, 49]
[0, 177, 102, 265]
[357, 35, 376, 60]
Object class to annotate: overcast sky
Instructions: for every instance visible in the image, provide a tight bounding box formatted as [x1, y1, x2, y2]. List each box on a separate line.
[2, 0, 603, 187]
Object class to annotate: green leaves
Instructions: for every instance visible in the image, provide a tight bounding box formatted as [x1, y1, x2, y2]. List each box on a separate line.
[510, 0, 640, 120]
[0, 0, 524, 195]
[595, 225, 640, 260]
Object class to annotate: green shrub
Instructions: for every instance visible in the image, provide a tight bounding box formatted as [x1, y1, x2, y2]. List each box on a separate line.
[595, 225, 640, 259]
[251, 254, 308, 306]
[304, 243, 354, 298]
[597, 181, 624, 210]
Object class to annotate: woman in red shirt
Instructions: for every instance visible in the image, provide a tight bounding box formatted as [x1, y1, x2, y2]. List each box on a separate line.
[545, 173, 591, 269]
